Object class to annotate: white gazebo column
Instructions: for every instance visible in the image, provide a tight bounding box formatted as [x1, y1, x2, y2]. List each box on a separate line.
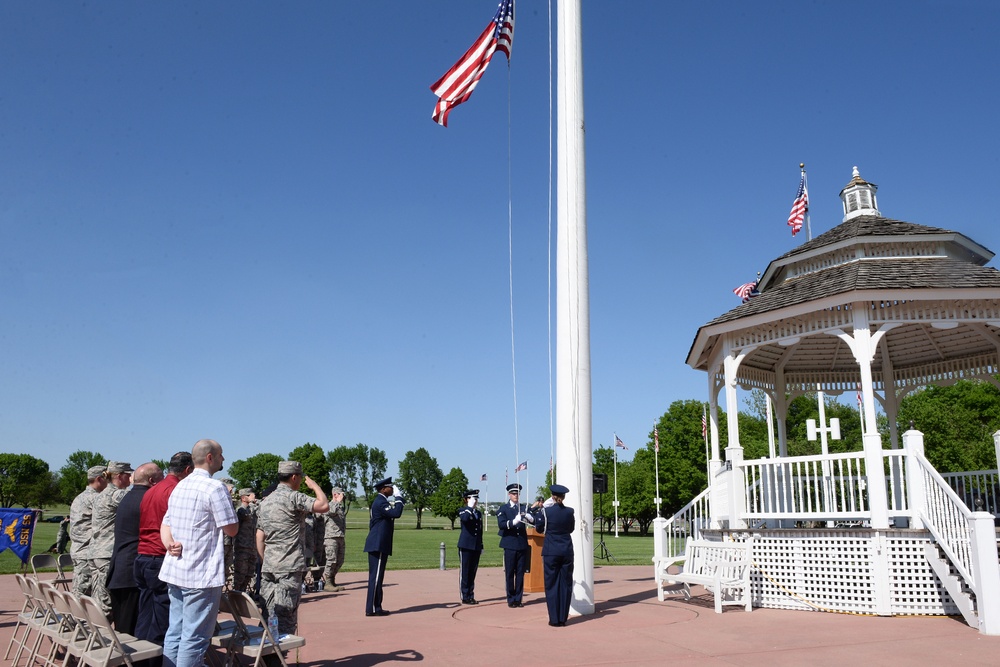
[879, 336, 901, 450]
[838, 307, 890, 530]
[707, 362, 724, 530]
[722, 336, 747, 529]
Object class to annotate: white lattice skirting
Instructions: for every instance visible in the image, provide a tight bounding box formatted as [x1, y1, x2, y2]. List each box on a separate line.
[713, 528, 963, 616]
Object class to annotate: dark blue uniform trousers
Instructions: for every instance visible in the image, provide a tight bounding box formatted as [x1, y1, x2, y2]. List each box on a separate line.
[543, 554, 574, 625]
[503, 548, 528, 604]
[458, 548, 481, 601]
[366, 552, 390, 614]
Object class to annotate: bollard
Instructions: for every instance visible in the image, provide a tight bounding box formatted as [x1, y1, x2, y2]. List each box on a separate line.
[440, 542, 446, 570]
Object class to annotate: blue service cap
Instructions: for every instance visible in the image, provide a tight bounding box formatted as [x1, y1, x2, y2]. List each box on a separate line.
[550, 484, 569, 495]
[373, 477, 393, 490]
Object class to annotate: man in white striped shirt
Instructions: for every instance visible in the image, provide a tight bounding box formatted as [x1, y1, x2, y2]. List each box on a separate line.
[159, 439, 238, 667]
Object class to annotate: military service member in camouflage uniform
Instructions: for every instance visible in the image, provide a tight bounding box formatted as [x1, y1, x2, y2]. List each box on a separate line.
[70, 465, 108, 598]
[90, 461, 134, 615]
[256, 461, 329, 635]
[231, 488, 259, 592]
[321, 487, 347, 591]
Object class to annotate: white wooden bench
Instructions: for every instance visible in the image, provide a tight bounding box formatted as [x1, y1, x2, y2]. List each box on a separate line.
[655, 538, 752, 613]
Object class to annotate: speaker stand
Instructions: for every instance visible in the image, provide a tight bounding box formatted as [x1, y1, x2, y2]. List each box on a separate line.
[594, 490, 617, 562]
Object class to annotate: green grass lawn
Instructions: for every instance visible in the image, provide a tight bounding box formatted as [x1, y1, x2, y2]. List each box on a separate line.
[3, 507, 659, 575]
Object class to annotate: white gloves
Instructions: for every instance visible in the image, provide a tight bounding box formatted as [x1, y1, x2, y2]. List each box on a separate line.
[522, 512, 535, 525]
[392, 485, 401, 498]
[543, 498, 556, 508]
[512, 513, 522, 526]
[467, 498, 477, 507]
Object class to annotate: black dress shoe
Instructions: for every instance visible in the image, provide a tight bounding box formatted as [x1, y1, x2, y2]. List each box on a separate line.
[514, 601, 524, 607]
[466, 599, 478, 605]
[374, 610, 390, 616]
[507, 602, 515, 608]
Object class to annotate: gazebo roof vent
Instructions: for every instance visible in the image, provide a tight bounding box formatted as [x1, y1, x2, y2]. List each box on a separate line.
[839, 166, 880, 222]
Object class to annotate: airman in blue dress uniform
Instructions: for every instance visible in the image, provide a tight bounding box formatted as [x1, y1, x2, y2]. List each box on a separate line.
[457, 489, 483, 604]
[363, 477, 404, 616]
[495, 482, 534, 607]
[534, 484, 575, 626]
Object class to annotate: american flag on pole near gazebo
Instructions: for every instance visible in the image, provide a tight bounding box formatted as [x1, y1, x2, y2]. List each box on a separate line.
[733, 281, 758, 302]
[788, 170, 809, 236]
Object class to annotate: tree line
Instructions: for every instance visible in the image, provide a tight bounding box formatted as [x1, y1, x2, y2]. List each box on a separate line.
[3, 380, 998, 527]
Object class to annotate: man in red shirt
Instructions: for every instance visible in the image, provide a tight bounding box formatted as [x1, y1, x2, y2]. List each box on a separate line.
[134, 451, 193, 657]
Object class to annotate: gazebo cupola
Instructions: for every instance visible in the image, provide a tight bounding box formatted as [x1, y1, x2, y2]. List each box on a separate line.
[839, 166, 880, 221]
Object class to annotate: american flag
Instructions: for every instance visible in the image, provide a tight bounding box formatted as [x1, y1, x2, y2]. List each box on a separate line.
[480, 473, 487, 481]
[653, 424, 659, 453]
[514, 460, 527, 472]
[702, 407, 708, 439]
[614, 435, 628, 450]
[733, 281, 758, 302]
[430, 0, 515, 127]
[787, 173, 808, 236]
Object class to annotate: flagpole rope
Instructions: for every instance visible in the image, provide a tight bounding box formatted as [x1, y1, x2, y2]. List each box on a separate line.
[507, 50, 520, 487]
[546, 0, 555, 490]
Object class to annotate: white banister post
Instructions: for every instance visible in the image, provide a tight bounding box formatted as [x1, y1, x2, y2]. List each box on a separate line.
[652, 516, 669, 563]
[969, 512, 1000, 635]
[727, 446, 747, 529]
[993, 430, 1000, 471]
[903, 429, 925, 530]
[864, 432, 890, 529]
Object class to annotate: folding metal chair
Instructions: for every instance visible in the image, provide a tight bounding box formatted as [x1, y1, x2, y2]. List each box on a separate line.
[31, 553, 72, 591]
[5, 574, 44, 666]
[219, 591, 305, 667]
[57, 554, 75, 587]
[77, 595, 161, 667]
[21, 578, 64, 667]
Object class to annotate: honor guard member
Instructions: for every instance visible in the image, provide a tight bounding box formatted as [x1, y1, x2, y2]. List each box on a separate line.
[69, 465, 108, 597]
[457, 489, 484, 604]
[534, 484, 576, 626]
[495, 482, 535, 607]
[91, 461, 134, 616]
[363, 477, 404, 616]
[256, 461, 329, 636]
[231, 489, 259, 593]
[321, 487, 347, 591]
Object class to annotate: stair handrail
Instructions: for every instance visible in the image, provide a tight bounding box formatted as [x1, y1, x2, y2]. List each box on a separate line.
[911, 449, 976, 586]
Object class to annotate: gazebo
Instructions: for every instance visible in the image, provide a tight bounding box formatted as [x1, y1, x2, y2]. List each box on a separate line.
[656, 167, 1000, 634]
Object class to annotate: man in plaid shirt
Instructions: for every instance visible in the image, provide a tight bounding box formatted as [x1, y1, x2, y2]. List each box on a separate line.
[158, 439, 238, 667]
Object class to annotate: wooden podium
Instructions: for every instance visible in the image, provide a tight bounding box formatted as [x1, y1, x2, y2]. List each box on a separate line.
[524, 527, 545, 593]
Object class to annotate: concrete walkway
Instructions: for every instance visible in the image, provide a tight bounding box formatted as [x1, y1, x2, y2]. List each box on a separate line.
[5, 566, 999, 666]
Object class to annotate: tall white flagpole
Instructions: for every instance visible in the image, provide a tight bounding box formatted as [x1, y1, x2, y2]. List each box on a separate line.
[802, 163, 812, 241]
[612, 436, 620, 538]
[556, 0, 594, 617]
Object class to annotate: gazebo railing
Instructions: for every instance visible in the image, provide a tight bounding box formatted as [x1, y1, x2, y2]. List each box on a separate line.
[740, 449, 909, 521]
[913, 453, 976, 585]
[942, 470, 1000, 516]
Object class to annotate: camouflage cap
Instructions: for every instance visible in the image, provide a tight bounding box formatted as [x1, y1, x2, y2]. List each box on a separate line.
[107, 461, 134, 475]
[277, 460, 302, 475]
[330, 487, 344, 494]
[87, 466, 107, 480]
[238, 488, 253, 497]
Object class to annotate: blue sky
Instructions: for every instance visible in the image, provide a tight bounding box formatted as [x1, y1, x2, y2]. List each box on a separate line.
[2, 1, 998, 492]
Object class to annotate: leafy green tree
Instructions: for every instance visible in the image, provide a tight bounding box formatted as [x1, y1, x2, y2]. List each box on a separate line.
[429, 467, 468, 529]
[227, 453, 283, 494]
[397, 447, 443, 529]
[328, 443, 388, 511]
[0, 453, 53, 507]
[656, 400, 720, 515]
[151, 459, 168, 472]
[57, 450, 107, 503]
[288, 443, 331, 495]
[617, 450, 658, 535]
[897, 380, 1000, 472]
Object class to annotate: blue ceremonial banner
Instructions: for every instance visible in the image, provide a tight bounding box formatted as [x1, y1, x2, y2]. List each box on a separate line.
[0, 508, 38, 564]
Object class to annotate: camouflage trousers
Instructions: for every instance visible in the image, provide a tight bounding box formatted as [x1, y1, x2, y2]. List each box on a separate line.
[231, 549, 258, 593]
[259, 571, 304, 635]
[90, 558, 112, 615]
[322, 538, 346, 585]
[71, 557, 96, 598]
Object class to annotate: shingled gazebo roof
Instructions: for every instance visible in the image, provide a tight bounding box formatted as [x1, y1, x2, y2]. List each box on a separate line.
[687, 173, 1000, 393]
